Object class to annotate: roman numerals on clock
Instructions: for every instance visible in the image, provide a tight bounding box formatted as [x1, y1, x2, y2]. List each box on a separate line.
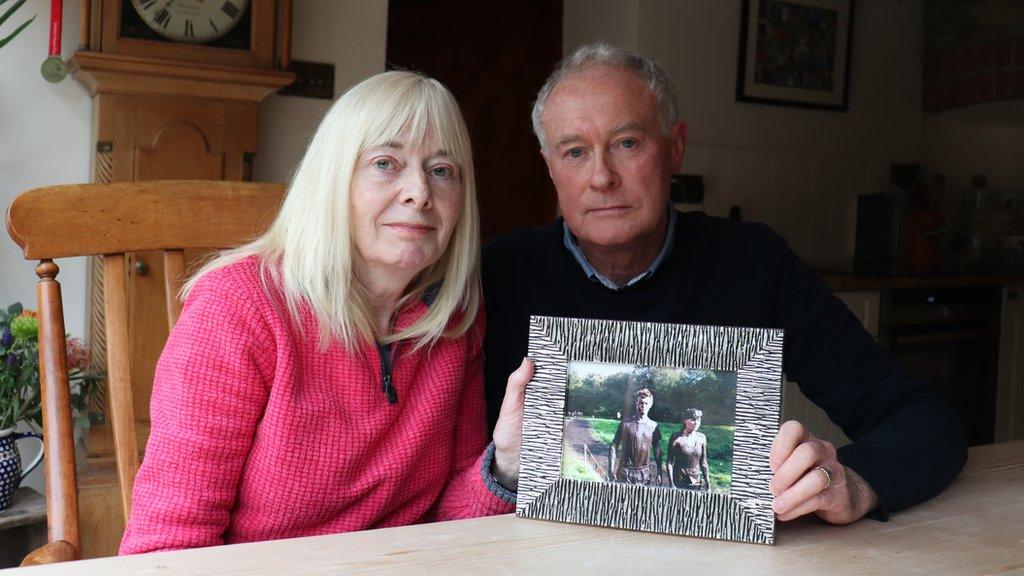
[130, 0, 250, 44]
[153, 8, 170, 28]
[221, 1, 240, 19]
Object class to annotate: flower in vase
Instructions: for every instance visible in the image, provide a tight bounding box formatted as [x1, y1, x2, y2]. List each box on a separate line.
[10, 314, 38, 341]
[66, 338, 91, 372]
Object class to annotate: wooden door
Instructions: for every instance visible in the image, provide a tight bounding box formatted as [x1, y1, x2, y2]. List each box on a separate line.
[386, 0, 561, 242]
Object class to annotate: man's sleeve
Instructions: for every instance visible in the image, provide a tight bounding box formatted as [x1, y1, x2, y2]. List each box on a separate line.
[767, 228, 967, 519]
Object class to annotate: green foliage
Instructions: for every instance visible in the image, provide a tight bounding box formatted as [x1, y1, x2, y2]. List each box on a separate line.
[0, 303, 103, 431]
[561, 449, 603, 482]
[0, 0, 35, 51]
[565, 364, 737, 426]
[588, 417, 619, 446]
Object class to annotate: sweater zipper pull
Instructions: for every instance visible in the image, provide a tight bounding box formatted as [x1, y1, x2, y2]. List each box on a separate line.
[379, 344, 398, 404]
[382, 373, 398, 404]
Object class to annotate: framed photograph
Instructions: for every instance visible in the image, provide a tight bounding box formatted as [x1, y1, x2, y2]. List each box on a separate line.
[516, 316, 783, 545]
[736, 0, 855, 111]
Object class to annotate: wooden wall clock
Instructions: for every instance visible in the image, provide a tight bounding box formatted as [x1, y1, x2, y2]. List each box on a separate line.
[65, 0, 294, 558]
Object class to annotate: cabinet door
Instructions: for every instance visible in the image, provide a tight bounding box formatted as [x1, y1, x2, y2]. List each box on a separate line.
[781, 291, 880, 447]
[996, 286, 1024, 442]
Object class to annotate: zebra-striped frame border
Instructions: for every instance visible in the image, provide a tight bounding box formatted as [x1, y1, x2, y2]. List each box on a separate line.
[516, 316, 783, 545]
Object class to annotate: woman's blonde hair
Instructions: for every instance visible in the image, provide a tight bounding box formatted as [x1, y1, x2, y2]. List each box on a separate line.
[184, 70, 480, 350]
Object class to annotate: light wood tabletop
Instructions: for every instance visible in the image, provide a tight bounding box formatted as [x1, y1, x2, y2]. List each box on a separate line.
[5, 441, 1022, 575]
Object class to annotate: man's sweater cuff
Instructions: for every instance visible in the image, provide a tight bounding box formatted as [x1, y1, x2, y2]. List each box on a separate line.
[838, 444, 891, 521]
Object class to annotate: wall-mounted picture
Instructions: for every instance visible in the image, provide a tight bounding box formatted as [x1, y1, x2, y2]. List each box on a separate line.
[561, 362, 736, 494]
[736, 0, 854, 110]
[517, 316, 783, 545]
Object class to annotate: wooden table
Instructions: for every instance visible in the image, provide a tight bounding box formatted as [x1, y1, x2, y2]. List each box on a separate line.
[5, 441, 1023, 575]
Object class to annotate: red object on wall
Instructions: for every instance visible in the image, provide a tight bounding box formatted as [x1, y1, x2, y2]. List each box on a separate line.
[48, 0, 61, 57]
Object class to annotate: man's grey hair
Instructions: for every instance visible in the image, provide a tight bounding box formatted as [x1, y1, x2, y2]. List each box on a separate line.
[531, 41, 679, 149]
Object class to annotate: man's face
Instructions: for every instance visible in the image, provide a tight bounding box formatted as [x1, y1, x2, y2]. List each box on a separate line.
[636, 393, 653, 417]
[539, 65, 686, 253]
[685, 415, 701, 433]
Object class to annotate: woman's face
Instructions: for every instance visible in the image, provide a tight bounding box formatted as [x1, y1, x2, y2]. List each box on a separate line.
[349, 132, 463, 284]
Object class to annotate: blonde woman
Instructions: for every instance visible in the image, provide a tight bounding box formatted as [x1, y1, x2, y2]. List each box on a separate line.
[120, 71, 530, 554]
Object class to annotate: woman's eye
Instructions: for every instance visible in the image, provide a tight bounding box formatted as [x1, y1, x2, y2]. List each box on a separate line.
[374, 158, 394, 170]
[431, 166, 453, 178]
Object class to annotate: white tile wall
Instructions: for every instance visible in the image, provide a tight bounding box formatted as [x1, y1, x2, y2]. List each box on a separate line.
[680, 142, 896, 263]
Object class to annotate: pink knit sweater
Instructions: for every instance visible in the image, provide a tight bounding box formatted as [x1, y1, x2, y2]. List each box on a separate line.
[119, 257, 514, 554]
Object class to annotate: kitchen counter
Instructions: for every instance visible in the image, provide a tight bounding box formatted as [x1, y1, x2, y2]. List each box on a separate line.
[812, 261, 1024, 291]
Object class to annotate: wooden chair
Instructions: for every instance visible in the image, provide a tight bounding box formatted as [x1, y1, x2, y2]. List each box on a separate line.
[5, 181, 285, 564]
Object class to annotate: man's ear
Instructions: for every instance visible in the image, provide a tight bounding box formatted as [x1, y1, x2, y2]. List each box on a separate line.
[670, 121, 687, 172]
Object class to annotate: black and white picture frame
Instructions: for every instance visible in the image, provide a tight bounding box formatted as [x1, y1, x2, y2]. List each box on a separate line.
[516, 316, 783, 545]
[736, 0, 854, 111]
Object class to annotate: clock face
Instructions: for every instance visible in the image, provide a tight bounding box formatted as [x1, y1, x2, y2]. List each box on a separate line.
[130, 0, 251, 44]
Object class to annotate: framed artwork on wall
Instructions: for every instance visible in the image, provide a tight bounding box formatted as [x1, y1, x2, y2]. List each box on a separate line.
[516, 316, 783, 544]
[736, 0, 855, 111]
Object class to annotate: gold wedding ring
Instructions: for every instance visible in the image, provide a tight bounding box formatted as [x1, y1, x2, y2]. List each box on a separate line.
[815, 465, 833, 489]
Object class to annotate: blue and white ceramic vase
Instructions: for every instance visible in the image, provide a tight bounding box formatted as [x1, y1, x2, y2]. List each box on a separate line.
[0, 427, 44, 512]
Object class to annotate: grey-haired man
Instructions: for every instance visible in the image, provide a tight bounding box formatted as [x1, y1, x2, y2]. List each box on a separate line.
[484, 41, 967, 525]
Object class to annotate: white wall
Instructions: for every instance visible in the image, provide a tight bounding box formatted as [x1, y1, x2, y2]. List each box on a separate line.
[563, 0, 639, 51]
[926, 111, 1024, 194]
[0, 0, 92, 341]
[924, 109, 1024, 234]
[0, 0, 388, 494]
[254, 1, 389, 183]
[1, 0, 92, 494]
[564, 0, 926, 262]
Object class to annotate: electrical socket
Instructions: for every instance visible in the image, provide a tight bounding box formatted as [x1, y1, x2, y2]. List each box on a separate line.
[279, 60, 335, 100]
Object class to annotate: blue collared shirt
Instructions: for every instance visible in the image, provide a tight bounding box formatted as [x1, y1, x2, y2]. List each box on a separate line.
[562, 207, 677, 291]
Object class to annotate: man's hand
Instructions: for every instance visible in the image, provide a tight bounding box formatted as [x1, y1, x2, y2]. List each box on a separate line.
[769, 420, 878, 524]
[491, 357, 533, 492]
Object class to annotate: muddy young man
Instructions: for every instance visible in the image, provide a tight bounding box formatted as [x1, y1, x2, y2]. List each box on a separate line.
[608, 388, 663, 485]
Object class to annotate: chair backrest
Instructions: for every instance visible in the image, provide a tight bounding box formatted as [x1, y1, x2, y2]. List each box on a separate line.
[5, 181, 285, 563]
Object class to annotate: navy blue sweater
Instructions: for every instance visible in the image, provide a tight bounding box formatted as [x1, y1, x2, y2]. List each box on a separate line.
[482, 211, 967, 519]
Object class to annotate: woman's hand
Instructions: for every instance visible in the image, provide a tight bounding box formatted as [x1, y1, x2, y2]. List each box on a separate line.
[769, 420, 878, 524]
[491, 357, 533, 492]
